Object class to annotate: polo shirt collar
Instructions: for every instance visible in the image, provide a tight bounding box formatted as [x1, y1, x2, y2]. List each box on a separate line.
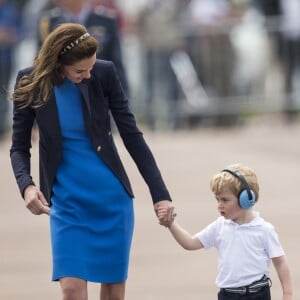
[225, 211, 263, 227]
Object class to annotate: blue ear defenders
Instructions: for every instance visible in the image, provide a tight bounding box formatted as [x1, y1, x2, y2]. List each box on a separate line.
[222, 169, 256, 209]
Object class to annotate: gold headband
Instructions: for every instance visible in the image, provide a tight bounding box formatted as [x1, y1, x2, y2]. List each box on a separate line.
[60, 32, 90, 55]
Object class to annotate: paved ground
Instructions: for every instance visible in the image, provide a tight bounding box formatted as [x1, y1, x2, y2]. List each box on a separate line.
[1, 118, 299, 299]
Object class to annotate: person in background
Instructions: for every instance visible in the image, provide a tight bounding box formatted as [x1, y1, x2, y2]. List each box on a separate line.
[136, 0, 183, 130]
[20, 0, 55, 41]
[278, 0, 300, 121]
[0, 0, 21, 140]
[37, 0, 129, 96]
[10, 23, 174, 300]
[158, 163, 293, 300]
[91, 0, 127, 34]
[187, 0, 239, 126]
[256, 0, 300, 121]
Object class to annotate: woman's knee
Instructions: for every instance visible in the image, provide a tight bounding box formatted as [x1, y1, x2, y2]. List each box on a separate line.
[100, 282, 125, 300]
[60, 277, 87, 300]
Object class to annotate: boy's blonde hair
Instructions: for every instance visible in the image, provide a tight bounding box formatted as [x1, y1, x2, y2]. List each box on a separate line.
[210, 163, 259, 202]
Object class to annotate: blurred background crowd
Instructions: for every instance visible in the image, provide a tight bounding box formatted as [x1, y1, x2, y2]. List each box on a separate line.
[1, 0, 300, 138]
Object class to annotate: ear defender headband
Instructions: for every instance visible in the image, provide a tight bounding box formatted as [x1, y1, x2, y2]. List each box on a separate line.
[222, 169, 256, 209]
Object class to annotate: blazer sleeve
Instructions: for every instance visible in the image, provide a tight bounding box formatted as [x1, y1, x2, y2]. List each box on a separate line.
[105, 62, 171, 203]
[10, 71, 36, 197]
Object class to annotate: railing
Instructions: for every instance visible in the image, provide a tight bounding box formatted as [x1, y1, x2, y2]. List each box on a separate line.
[127, 14, 300, 128]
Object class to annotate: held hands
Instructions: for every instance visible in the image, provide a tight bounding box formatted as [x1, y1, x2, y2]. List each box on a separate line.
[154, 200, 176, 227]
[24, 185, 50, 215]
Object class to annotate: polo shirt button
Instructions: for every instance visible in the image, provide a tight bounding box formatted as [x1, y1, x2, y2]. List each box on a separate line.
[96, 145, 102, 152]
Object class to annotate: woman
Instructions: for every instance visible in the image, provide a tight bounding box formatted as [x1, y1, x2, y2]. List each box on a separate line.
[10, 23, 173, 300]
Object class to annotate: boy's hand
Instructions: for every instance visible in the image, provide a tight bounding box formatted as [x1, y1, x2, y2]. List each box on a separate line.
[157, 206, 176, 227]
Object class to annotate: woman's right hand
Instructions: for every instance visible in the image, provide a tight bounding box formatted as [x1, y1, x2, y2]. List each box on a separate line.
[156, 205, 176, 227]
[24, 185, 50, 215]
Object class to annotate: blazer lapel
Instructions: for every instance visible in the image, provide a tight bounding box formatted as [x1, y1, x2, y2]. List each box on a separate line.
[77, 81, 94, 139]
[35, 91, 62, 145]
[77, 81, 91, 116]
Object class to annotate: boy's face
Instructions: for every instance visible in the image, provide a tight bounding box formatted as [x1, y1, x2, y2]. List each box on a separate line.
[215, 189, 244, 222]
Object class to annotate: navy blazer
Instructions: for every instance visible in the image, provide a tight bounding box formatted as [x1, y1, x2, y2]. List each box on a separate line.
[10, 60, 171, 205]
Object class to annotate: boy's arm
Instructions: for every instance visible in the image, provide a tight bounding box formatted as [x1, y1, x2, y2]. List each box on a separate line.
[272, 256, 293, 300]
[168, 221, 204, 251]
[157, 207, 203, 250]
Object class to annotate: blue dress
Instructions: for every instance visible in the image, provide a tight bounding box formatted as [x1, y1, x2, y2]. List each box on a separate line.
[50, 78, 134, 283]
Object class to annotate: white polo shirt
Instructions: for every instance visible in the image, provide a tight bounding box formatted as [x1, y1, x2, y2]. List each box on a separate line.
[196, 212, 285, 288]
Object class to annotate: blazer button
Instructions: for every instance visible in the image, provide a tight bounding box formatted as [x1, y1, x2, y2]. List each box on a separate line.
[108, 131, 112, 136]
[96, 145, 102, 152]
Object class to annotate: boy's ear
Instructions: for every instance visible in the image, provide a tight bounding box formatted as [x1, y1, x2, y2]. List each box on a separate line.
[222, 169, 256, 209]
[238, 189, 256, 209]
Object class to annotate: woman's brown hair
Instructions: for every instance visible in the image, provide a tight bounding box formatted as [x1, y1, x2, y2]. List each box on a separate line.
[12, 23, 98, 108]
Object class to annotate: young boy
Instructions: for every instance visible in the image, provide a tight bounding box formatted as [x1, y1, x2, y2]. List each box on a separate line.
[158, 164, 293, 300]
